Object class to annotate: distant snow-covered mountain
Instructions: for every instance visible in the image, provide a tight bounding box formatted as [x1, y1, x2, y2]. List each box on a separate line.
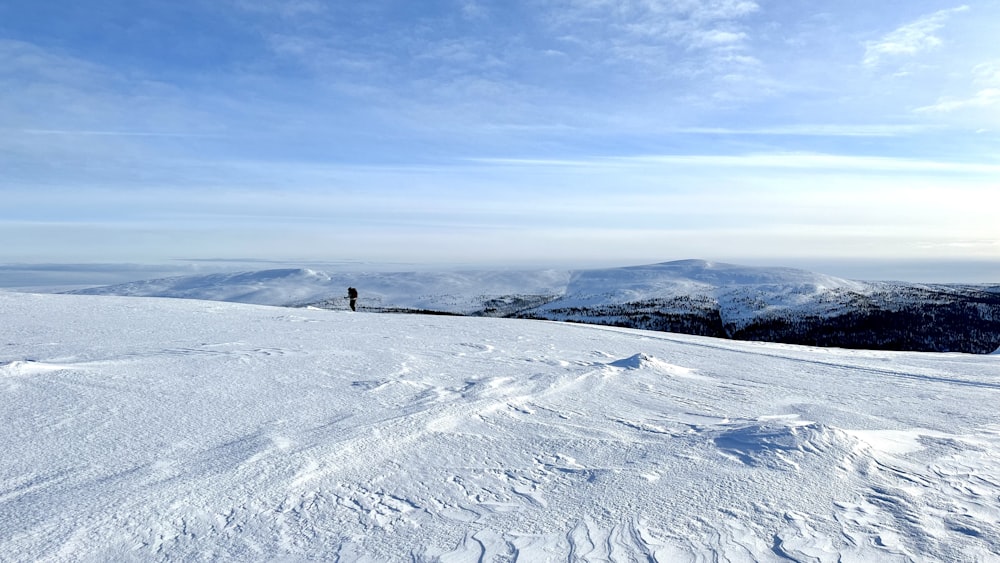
[66, 259, 1000, 353]
[522, 261, 1000, 353]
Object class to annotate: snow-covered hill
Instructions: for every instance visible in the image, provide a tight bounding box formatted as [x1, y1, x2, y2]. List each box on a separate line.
[3, 291, 999, 561]
[65, 260, 1000, 353]
[67, 266, 571, 313]
[526, 261, 1000, 353]
[529, 259, 871, 327]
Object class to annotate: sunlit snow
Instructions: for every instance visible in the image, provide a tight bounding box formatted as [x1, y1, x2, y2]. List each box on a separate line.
[2, 291, 999, 561]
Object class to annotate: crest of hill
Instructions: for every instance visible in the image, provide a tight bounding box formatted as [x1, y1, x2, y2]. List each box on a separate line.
[554, 260, 868, 308]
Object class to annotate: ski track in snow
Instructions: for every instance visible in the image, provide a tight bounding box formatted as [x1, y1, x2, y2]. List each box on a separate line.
[2, 292, 1000, 561]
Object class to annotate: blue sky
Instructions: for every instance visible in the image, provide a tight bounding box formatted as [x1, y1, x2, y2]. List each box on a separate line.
[2, 0, 999, 280]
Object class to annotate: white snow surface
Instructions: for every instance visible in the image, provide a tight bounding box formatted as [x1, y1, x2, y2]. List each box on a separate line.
[3, 291, 1000, 561]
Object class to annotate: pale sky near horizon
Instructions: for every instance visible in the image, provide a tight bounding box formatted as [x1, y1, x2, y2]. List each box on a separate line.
[2, 1, 999, 279]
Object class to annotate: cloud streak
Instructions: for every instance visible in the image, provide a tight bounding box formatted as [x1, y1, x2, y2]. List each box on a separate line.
[19, 129, 222, 138]
[916, 88, 1000, 113]
[862, 5, 969, 67]
[471, 152, 1000, 174]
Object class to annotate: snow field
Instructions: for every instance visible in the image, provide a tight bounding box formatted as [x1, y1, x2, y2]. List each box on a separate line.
[2, 292, 1000, 561]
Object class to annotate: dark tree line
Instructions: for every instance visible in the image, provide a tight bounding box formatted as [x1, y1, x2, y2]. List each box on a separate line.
[518, 289, 1000, 354]
[302, 284, 1000, 353]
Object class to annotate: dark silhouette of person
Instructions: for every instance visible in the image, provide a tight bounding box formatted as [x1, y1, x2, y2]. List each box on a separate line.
[347, 287, 358, 311]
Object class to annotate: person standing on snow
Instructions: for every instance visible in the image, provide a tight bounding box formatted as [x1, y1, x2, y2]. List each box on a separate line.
[347, 287, 358, 311]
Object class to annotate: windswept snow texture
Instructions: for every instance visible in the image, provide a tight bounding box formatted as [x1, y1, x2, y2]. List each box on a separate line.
[3, 292, 1000, 561]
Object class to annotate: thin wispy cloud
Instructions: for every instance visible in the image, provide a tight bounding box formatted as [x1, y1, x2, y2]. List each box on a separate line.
[913, 60, 1000, 116]
[670, 124, 934, 137]
[20, 129, 222, 138]
[544, 0, 760, 65]
[471, 152, 1000, 174]
[230, 0, 325, 18]
[916, 89, 1000, 114]
[973, 61, 1000, 85]
[862, 5, 970, 68]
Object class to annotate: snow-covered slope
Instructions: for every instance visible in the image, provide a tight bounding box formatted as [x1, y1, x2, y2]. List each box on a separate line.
[533, 259, 870, 321]
[3, 291, 1000, 561]
[67, 267, 571, 313]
